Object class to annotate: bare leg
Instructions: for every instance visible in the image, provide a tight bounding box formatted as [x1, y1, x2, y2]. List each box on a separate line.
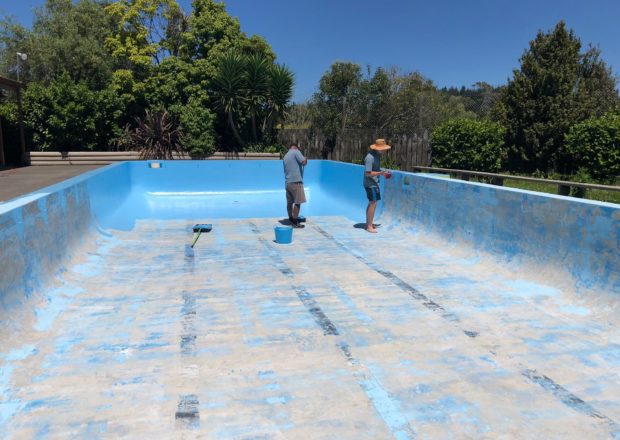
[293, 204, 301, 221]
[287, 203, 293, 221]
[366, 201, 378, 233]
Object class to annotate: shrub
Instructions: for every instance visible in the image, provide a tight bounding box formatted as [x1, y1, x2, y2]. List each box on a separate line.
[431, 118, 506, 172]
[176, 98, 217, 157]
[23, 75, 123, 151]
[564, 112, 620, 182]
[121, 110, 184, 160]
[244, 142, 287, 157]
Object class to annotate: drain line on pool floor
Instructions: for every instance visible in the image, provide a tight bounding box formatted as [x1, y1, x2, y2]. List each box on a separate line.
[313, 223, 620, 436]
[249, 222, 417, 438]
[313, 225, 476, 335]
[175, 229, 200, 429]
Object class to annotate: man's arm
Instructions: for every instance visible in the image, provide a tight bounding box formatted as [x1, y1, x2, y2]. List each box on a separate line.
[365, 170, 387, 176]
[296, 150, 308, 166]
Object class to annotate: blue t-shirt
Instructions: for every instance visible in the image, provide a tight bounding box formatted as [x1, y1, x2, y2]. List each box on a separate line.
[283, 149, 306, 184]
[363, 151, 380, 188]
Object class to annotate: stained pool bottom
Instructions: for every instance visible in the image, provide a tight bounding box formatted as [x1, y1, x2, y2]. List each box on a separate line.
[1, 216, 619, 438]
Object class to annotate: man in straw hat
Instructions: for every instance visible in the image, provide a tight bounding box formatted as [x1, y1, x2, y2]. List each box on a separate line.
[363, 139, 391, 233]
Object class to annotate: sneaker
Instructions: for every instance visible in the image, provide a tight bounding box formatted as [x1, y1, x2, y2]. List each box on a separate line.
[292, 221, 305, 229]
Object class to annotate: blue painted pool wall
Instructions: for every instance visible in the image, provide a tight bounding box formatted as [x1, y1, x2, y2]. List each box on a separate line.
[318, 161, 383, 218]
[381, 171, 620, 292]
[118, 160, 368, 224]
[128, 160, 321, 192]
[0, 163, 131, 308]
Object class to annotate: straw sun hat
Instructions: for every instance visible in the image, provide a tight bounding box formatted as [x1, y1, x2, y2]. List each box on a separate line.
[370, 139, 391, 151]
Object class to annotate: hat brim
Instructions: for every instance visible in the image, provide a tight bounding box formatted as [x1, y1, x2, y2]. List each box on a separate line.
[370, 144, 391, 151]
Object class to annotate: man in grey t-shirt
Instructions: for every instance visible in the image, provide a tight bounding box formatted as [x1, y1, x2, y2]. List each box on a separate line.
[283, 144, 308, 228]
[363, 139, 391, 233]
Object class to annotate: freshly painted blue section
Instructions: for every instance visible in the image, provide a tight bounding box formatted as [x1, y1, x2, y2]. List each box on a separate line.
[101, 160, 366, 229]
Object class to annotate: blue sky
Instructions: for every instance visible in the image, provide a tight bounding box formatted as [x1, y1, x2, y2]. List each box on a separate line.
[3, 0, 620, 102]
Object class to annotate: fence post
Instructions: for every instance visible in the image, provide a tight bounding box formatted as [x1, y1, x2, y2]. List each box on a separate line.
[557, 184, 571, 196]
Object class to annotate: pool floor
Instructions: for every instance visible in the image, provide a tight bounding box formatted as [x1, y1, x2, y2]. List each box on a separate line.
[1, 216, 620, 438]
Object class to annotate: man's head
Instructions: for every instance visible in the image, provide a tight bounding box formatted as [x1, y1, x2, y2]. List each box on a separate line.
[370, 139, 391, 154]
[290, 144, 299, 150]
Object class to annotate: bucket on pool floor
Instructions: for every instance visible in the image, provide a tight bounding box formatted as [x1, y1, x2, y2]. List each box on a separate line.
[274, 225, 293, 244]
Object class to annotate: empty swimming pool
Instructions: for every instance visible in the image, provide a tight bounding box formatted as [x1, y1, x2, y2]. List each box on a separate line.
[1, 160, 619, 439]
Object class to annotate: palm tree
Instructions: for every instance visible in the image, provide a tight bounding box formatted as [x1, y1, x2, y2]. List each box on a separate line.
[245, 53, 270, 142]
[264, 63, 294, 134]
[212, 51, 247, 148]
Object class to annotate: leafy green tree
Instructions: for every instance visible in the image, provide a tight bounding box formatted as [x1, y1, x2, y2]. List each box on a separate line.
[180, 0, 273, 73]
[0, 16, 29, 80]
[310, 63, 474, 146]
[176, 96, 217, 156]
[388, 71, 473, 134]
[357, 67, 393, 132]
[23, 74, 123, 151]
[431, 118, 506, 172]
[441, 82, 501, 119]
[564, 112, 620, 182]
[310, 62, 363, 140]
[283, 103, 312, 129]
[1, 0, 116, 87]
[0, 0, 284, 153]
[104, 0, 183, 70]
[501, 21, 619, 173]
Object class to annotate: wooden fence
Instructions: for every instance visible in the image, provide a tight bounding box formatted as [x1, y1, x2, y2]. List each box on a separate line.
[278, 129, 431, 168]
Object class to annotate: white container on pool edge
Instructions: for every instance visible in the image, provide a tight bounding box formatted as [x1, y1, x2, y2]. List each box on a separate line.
[274, 225, 293, 244]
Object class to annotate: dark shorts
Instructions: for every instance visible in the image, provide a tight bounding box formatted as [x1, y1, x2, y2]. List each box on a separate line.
[365, 186, 381, 202]
[286, 182, 306, 204]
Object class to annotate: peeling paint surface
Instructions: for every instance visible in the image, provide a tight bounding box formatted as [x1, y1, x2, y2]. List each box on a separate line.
[1, 161, 619, 439]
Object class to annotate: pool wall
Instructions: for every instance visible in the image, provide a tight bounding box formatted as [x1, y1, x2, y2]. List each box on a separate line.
[382, 170, 620, 291]
[0, 163, 135, 309]
[0, 160, 618, 309]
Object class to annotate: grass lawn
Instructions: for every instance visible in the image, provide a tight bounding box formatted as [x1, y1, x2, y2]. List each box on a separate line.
[503, 178, 620, 205]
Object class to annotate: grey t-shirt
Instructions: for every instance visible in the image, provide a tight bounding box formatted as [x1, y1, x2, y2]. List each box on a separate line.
[283, 148, 306, 184]
[363, 151, 380, 188]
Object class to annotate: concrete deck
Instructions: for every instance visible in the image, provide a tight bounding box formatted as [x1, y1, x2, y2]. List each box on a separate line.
[0, 166, 101, 202]
[1, 217, 619, 438]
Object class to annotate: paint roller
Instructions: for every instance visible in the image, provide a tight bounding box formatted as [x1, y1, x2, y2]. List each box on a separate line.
[191, 224, 212, 248]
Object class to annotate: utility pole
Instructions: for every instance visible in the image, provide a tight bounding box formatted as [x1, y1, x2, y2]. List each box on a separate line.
[16, 52, 27, 82]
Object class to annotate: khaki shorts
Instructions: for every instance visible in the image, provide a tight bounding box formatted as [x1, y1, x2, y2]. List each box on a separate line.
[286, 182, 306, 204]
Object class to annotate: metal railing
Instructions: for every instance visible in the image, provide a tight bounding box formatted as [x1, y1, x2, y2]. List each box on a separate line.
[410, 166, 620, 196]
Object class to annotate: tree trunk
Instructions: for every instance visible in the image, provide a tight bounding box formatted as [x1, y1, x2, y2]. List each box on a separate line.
[228, 111, 245, 148]
[251, 110, 259, 143]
